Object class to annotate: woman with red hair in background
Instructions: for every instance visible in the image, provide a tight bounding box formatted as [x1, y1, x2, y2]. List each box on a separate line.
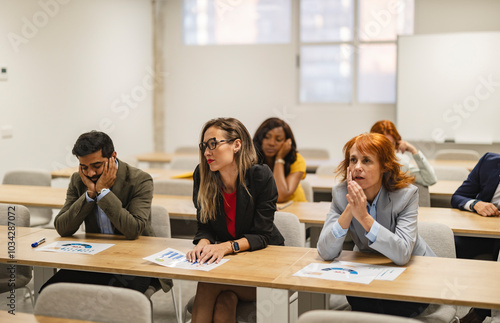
[371, 120, 437, 187]
[317, 133, 435, 317]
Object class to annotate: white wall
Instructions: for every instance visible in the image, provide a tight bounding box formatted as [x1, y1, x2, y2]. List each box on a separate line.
[0, 0, 154, 180]
[162, 0, 394, 161]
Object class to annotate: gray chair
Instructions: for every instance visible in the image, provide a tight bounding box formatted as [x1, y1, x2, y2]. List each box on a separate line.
[0, 203, 34, 307]
[147, 205, 179, 321]
[434, 149, 480, 161]
[433, 165, 470, 181]
[2, 169, 53, 227]
[299, 148, 330, 159]
[153, 179, 196, 239]
[331, 222, 459, 323]
[300, 179, 314, 202]
[299, 310, 421, 323]
[492, 252, 500, 322]
[169, 156, 199, 171]
[414, 182, 431, 207]
[315, 164, 337, 176]
[183, 211, 305, 323]
[34, 282, 152, 323]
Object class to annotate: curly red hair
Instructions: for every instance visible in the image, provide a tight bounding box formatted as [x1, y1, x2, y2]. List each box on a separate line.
[336, 133, 414, 191]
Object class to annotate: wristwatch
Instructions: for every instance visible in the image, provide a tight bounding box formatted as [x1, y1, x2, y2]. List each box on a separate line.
[231, 241, 240, 253]
[470, 199, 480, 212]
[275, 158, 285, 165]
[97, 188, 109, 197]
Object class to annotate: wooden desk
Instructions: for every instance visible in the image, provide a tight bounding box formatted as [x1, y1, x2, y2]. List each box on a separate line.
[280, 202, 500, 239]
[0, 311, 96, 323]
[273, 249, 500, 311]
[429, 159, 476, 172]
[2, 227, 500, 322]
[51, 167, 193, 180]
[428, 180, 462, 197]
[135, 152, 197, 163]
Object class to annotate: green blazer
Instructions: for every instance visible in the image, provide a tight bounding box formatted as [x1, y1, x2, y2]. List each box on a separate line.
[54, 159, 154, 239]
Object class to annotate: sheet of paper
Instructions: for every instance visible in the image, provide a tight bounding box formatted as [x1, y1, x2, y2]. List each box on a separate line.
[35, 241, 114, 255]
[293, 261, 405, 284]
[144, 248, 228, 272]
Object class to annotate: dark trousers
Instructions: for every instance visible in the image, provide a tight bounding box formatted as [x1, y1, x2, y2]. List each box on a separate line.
[39, 269, 152, 294]
[347, 296, 429, 318]
[454, 236, 500, 318]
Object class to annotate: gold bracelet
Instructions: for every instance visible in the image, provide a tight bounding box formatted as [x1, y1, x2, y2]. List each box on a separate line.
[275, 158, 285, 165]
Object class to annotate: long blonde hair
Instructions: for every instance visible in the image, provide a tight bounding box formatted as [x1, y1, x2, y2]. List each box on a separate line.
[198, 118, 257, 223]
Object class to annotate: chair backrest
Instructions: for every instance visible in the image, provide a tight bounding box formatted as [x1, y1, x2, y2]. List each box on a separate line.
[300, 179, 314, 202]
[174, 146, 199, 154]
[299, 148, 330, 159]
[151, 205, 171, 238]
[315, 164, 337, 176]
[34, 283, 152, 323]
[274, 211, 305, 247]
[434, 149, 480, 161]
[2, 169, 53, 226]
[169, 156, 199, 170]
[154, 179, 193, 196]
[414, 183, 430, 207]
[2, 169, 51, 186]
[417, 222, 456, 258]
[298, 310, 421, 323]
[0, 203, 30, 226]
[433, 165, 470, 181]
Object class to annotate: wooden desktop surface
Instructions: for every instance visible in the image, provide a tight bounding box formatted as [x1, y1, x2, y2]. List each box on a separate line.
[1, 184, 498, 238]
[1, 227, 499, 312]
[51, 167, 192, 180]
[273, 248, 500, 310]
[429, 159, 476, 172]
[0, 311, 97, 323]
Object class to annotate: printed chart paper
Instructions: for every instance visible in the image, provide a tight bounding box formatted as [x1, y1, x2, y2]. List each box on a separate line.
[144, 248, 228, 272]
[293, 261, 406, 284]
[35, 241, 114, 255]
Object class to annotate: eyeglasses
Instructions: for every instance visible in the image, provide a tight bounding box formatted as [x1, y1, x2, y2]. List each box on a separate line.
[199, 137, 236, 152]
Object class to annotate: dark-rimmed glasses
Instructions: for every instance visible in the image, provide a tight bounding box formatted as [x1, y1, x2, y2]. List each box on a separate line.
[199, 137, 236, 152]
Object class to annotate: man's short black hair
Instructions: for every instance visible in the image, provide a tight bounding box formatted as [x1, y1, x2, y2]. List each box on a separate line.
[72, 131, 115, 158]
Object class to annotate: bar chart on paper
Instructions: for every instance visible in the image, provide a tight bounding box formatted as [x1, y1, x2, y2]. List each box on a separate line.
[144, 248, 228, 271]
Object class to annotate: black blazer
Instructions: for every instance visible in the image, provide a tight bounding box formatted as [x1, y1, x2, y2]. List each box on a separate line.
[192, 164, 284, 250]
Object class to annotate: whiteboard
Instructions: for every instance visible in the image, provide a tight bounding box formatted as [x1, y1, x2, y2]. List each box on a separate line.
[397, 32, 500, 143]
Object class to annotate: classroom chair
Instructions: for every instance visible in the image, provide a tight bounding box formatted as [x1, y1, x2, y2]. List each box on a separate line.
[2, 169, 53, 227]
[147, 205, 179, 322]
[299, 148, 330, 159]
[34, 283, 152, 323]
[433, 165, 470, 181]
[315, 164, 337, 176]
[434, 149, 480, 161]
[298, 310, 422, 323]
[414, 182, 431, 207]
[329, 222, 459, 323]
[169, 156, 199, 171]
[183, 211, 305, 323]
[0, 203, 34, 307]
[492, 252, 500, 322]
[300, 179, 314, 202]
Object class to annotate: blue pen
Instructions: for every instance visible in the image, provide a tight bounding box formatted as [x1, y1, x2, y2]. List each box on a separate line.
[31, 237, 46, 248]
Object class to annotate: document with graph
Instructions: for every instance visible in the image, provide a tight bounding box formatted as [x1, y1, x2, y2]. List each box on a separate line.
[144, 248, 229, 271]
[293, 261, 406, 284]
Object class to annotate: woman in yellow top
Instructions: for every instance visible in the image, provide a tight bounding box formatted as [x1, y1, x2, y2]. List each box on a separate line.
[253, 117, 307, 202]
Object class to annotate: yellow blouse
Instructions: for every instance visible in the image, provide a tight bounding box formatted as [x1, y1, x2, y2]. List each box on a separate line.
[287, 153, 307, 202]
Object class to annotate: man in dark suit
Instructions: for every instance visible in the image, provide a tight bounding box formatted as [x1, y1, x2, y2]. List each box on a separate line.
[451, 152, 500, 323]
[41, 130, 155, 293]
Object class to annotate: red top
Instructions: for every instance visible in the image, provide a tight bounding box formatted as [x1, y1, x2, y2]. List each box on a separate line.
[223, 190, 237, 238]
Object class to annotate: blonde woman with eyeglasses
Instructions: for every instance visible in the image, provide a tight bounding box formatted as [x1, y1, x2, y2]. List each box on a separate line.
[186, 117, 284, 323]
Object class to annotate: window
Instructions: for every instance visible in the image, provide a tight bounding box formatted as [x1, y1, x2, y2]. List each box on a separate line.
[183, 0, 291, 45]
[299, 0, 414, 103]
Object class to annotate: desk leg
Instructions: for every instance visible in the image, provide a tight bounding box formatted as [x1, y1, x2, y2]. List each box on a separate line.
[33, 267, 56, 301]
[257, 287, 290, 323]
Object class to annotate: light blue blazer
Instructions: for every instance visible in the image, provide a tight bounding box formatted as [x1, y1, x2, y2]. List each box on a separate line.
[317, 182, 435, 265]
